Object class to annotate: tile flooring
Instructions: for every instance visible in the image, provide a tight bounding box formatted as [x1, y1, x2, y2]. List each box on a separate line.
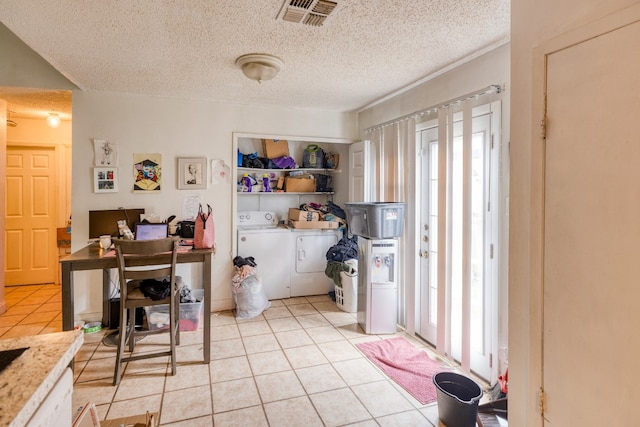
[1, 284, 476, 426]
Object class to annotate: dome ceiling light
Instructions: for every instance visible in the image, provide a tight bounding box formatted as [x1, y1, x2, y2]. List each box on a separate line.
[235, 53, 284, 83]
[47, 112, 60, 128]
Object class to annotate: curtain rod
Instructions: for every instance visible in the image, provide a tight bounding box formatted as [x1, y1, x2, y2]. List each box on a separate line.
[364, 84, 502, 133]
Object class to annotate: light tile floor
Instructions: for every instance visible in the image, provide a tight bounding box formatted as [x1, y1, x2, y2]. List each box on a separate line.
[1, 284, 487, 426]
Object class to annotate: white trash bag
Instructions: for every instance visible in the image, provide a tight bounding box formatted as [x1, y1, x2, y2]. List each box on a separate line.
[233, 274, 271, 320]
[232, 258, 270, 320]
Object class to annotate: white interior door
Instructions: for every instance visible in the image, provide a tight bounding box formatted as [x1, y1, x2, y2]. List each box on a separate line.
[543, 18, 640, 425]
[5, 146, 57, 285]
[348, 140, 371, 202]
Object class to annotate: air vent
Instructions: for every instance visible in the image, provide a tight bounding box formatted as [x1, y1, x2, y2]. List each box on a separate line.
[277, 0, 340, 27]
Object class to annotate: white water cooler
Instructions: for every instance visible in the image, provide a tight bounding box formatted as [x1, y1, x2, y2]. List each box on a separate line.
[356, 237, 398, 334]
[345, 202, 406, 335]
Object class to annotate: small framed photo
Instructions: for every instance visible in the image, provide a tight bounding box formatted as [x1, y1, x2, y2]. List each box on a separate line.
[93, 167, 118, 193]
[178, 157, 207, 189]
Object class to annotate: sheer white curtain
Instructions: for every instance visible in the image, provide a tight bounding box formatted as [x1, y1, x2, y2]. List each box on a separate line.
[367, 118, 417, 331]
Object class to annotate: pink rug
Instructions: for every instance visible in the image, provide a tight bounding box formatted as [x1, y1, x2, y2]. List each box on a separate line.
[356, 337, 447, 404]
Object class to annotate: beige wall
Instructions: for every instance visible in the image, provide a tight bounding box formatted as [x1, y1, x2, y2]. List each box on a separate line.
[509, 1, 640, 425]
[0, 101, 6, 314]
[358, 43, 510, 137]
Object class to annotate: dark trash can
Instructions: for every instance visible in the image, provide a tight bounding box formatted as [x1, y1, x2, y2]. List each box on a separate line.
[433, 372, 483, 427]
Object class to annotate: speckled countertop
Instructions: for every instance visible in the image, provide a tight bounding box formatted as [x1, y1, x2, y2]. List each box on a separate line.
[0, 330, 83, 427]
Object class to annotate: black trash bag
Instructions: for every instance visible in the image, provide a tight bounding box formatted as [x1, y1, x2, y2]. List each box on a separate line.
[233, 255, 257, 268]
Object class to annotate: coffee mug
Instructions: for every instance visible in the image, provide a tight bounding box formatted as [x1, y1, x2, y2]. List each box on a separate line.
[99, 235, 112, 249]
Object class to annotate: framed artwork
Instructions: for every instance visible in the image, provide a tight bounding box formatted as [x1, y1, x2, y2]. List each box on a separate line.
[93, 167, 118, 193]
[178, 157, 207, 189]
[93, 139, 118, 166]
[133, 153, 162, 192]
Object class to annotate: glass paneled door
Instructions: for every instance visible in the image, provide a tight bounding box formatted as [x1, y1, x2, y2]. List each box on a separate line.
[417, 102, 500, 381]
[417, 121, 439, 345]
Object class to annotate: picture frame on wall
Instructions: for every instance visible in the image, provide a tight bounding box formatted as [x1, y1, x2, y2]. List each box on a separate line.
[93, 167, 118, 193]
[178, 157, 207, 189]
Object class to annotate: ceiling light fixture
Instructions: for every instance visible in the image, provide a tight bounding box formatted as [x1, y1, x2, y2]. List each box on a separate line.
[235, 53, 284, 83]
[47, 113, 60, 128]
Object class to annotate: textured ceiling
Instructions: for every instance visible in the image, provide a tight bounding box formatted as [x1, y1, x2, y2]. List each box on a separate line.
[1, 0, 510, 122]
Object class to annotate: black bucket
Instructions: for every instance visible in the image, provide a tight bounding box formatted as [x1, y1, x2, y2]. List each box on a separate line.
[433, 372, 483, 427]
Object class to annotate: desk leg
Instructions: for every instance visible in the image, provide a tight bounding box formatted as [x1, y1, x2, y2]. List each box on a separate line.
[61, 263, 74, 331]
[203, 253, 211, 363]
[102, 269, 111, 327]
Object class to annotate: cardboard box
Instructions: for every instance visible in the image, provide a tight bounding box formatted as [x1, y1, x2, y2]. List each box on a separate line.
[288, 220, 339, 229]
[285, 176, 316, 192]
[263, 139, 290, 159]
[288, 208, 320, 222]
[73, 402, 100, 427]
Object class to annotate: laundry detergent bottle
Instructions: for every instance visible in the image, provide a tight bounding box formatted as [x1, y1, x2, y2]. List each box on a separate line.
[242, 173, 252, 192]
[262, 174, 271, 192]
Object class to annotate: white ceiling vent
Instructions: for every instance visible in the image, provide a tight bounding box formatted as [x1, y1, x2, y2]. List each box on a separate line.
[277, 0, 340, 27]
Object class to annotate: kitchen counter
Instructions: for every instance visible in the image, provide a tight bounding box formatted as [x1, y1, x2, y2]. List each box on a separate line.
[0, 330, 83, 427]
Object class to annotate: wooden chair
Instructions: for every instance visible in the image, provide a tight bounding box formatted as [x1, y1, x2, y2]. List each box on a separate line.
[112, 237, 180, 385]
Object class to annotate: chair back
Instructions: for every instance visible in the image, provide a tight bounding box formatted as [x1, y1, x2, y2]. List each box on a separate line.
[114, 238, 179, 299]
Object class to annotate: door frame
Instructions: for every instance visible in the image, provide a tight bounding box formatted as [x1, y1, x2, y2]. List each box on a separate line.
[530, 4, 640, 424]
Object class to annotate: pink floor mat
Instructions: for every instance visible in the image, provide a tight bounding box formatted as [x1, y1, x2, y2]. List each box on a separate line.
[356, 337, 448, 404]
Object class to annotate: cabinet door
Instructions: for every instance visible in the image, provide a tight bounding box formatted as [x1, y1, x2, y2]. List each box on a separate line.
[237, 231, 291, 300]
[291, 232, 339, 296]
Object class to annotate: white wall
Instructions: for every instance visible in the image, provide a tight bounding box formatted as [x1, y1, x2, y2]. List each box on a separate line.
[509, 1, 639, 425]
[71, 91, 357, 319]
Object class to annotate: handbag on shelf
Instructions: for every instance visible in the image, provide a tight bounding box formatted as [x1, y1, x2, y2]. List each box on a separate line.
[194, 204, 215, 250]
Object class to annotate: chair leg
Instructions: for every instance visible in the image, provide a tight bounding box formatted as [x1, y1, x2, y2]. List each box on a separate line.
[169, 297, 177, 376]
[127, 308, 136, 353]
[113, 305, 128, 385]
[175, 295, 181, 347]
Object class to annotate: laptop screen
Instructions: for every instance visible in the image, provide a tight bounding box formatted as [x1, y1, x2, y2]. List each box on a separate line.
[135, 223, 168, 240]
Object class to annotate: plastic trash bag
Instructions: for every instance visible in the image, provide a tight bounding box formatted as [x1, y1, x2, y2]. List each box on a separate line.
[232, 273, 270, 320]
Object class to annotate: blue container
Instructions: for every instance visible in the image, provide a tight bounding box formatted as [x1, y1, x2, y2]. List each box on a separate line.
[433, 372, 483, 427]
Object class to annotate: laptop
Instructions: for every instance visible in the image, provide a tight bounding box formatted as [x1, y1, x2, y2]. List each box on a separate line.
[134, 223, 169, 241]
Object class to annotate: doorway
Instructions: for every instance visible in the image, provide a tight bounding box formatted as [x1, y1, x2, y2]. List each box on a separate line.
[5, 145, 58, 285]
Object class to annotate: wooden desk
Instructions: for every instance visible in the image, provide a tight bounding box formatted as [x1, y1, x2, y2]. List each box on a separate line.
[60, 243, 212, 363]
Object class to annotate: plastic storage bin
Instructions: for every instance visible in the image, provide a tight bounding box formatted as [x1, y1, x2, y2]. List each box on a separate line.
[145, 289, 204, 332]
[344, 202, 406, 239]
[433, 372, 483, 427]
[335, 271, 357, 312]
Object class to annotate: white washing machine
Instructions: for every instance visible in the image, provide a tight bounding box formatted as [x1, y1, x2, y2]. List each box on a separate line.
[237, 211, 341, 299]
[237, 211, 291, 299]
